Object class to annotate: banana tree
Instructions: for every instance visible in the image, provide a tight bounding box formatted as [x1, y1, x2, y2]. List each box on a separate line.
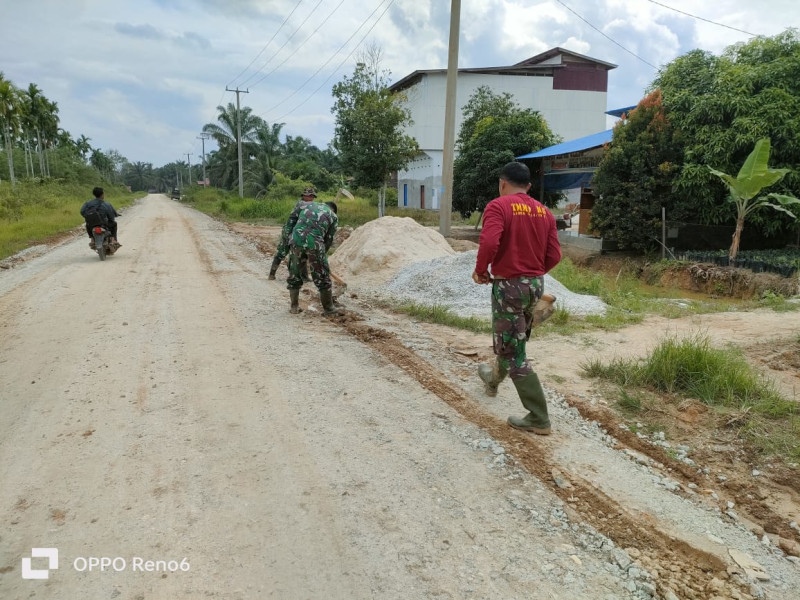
[708, 137, 800, 261]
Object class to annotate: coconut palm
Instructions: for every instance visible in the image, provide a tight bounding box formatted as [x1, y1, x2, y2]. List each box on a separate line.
[202, 102, 263, 190]
[0, 72, 22, 185]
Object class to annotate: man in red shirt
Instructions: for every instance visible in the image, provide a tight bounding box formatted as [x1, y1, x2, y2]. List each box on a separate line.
[472, 161, 562, 435]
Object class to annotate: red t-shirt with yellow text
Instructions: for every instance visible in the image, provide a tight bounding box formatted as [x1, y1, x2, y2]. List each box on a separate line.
[475, 192, 561, 279]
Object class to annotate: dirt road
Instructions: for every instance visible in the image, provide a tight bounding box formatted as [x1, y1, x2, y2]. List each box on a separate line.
[1, 195, 798, 599]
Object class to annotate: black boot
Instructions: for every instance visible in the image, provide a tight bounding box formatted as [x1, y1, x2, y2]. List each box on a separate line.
[268, 256, 281, 280]
[289, 289, 302, 314]
[320, 289, 344, 316]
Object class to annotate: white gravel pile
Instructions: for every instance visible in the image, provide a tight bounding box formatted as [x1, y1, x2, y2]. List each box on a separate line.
[384, 250, 607, 318]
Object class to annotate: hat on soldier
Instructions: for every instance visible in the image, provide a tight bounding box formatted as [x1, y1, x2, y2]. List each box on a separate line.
[301, 186, 317, 197]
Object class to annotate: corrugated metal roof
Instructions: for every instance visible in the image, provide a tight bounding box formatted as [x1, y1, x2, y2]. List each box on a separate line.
[605, 105, 637, 118]
[516, 129, 613, 159]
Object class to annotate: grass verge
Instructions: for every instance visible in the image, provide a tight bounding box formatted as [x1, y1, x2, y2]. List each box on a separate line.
[582, 333, 799, 459]
[394, 302, 492, 334]
[180, 186, 477, 229]
[0, 180, 143, 260]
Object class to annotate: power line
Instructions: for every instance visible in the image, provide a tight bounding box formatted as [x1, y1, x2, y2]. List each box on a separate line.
[644, 0, 758, 37]
[272, 0, 396, 122]
[239, 0, 326, 88]
[227, 0, 305, 88]
[248, 0, 347, 91]
[555, 0, 657, 69]
[261, 0, 390, 118]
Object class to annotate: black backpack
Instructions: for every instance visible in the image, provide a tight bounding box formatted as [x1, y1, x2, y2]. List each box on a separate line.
[84, 202, 107, 228]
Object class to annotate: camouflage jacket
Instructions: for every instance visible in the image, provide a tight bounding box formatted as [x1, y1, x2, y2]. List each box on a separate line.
[278, 200, 312, 249]
[290, 202, 338, 251]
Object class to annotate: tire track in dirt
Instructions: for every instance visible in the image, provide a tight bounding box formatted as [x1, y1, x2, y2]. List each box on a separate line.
[561, 394, 800, 544]
[331, 316, 756, 600]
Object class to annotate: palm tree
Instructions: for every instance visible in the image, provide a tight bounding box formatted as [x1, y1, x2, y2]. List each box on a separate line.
[75, 134, 92, 161]
[202, 102, 263, 190]
[0, 72, 22, 186]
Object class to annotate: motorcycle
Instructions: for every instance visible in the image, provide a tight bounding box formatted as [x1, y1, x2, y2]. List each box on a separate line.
[89, 225, 120, 261]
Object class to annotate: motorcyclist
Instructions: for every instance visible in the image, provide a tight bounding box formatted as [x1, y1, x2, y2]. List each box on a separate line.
[80, 187, 120, 247]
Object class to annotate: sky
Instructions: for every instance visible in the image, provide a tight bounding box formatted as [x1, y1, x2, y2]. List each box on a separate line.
[1, 0, 797, 168]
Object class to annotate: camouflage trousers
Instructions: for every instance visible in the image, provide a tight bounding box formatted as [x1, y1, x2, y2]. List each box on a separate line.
[491, 276, 544, 379]
[286, 245, 331, 291]
[274, 238, 290, 262]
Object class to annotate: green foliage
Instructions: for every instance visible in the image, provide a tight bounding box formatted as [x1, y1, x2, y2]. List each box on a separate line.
[592, 90, 682, 251]
[452, 88, 559, 216]
[394, 302, 492, 334]
[0, 179, 141, 259]
[594, 30, 800, 248]
[707, 137, 799, 259]
[582, 334, 795, 417]
[655, 30, 800, 234]
[331, 61, 418, 190]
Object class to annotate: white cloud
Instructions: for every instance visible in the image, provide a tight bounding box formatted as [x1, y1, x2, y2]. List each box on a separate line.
[1, 0, 798, 165]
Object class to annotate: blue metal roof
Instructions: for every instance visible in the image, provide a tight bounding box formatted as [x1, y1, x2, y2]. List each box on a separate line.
[516, 129, 612, 159]
[605, 105, 637, 118]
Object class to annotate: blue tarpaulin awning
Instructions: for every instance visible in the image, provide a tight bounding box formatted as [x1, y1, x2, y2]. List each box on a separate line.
[543, 172, 594, 191]
[516, 129, 612, 160]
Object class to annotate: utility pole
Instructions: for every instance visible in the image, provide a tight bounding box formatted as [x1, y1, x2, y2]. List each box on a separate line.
[185, 153, 193, 187]
[197, 133, 209, 185]
[439, 0, 461, 237]
[226, 86, 249, 198]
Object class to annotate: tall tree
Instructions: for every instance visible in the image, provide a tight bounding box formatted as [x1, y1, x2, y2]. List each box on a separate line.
[591, 90, 682, 251]
[452, 88, 559, 217]
[0, 72, 22, 186]
[331, 52, 418, 216]
[456, 86, 517, 152]
[653, 30, 800, 233]
[202, 102, 263, 190]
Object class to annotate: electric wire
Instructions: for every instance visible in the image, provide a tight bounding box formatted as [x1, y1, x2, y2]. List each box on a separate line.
[227, 0, 305, 88]
[260, 0, 391, 118]
[272, 0, 396, 122]
[644, 0, 758, 37]
[247, 0, 347, 91]
[554, 0, 657, 69]
[239, 0, 326, 88]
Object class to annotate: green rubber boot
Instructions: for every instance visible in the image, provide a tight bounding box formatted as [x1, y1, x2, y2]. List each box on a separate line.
[477, 359, 508, 397]
[320, 288, 344, 316]
[268, 256, 281, 280]
[289, 288, 302, 314]
[508, 373, 551, 435]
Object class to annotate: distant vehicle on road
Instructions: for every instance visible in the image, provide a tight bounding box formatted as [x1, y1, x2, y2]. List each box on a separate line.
[170, 188, 180, 200]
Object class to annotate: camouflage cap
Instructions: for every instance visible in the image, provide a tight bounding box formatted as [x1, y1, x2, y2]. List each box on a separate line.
[301, 186, 317, 197]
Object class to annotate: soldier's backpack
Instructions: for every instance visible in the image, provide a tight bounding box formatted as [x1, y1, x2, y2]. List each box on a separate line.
[83, 202, 107, 228]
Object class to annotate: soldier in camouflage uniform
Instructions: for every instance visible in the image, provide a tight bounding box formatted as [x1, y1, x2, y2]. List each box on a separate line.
[287, 200, 343, 316]
[268, 187, 316, 281]
[473, 162, 561, 435]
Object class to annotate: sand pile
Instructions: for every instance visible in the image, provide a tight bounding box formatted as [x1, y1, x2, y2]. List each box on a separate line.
[330, 216, 455, 286]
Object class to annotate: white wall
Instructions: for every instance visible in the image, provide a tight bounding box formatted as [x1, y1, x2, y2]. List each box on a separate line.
[399, 72, 607, 151]
[396, 68, 609, 210]
[397, 151, 443, 209]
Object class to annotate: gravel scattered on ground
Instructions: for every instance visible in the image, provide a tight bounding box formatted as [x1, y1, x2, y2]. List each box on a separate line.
[382, 250, 608, 318]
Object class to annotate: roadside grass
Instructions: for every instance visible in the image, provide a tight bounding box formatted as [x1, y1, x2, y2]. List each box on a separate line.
[394, 302, 492, 334]
[0, 180, 143, 260]
[582, 333, 800, 459]
[181, 186, 477, 229]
